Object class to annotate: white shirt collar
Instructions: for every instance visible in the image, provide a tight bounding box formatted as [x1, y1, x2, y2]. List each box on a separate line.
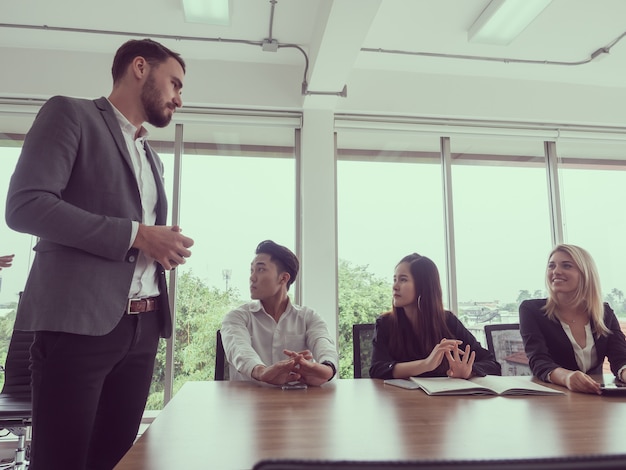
[107, 98, 149, 141]
[251, 298, 293, 318]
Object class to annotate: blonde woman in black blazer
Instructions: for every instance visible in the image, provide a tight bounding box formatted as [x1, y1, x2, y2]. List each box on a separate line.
[520, 244, 626, 394]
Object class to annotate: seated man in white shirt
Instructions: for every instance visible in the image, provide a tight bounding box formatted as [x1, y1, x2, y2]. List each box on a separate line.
[221, 240, 338, 386]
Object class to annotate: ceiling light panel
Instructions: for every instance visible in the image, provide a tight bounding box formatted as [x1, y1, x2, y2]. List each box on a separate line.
[468, 0, 552, 46]
[182, 0, 231, 26]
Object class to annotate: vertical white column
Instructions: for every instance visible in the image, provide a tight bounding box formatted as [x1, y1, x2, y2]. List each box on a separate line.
[299, 109, 338, 342]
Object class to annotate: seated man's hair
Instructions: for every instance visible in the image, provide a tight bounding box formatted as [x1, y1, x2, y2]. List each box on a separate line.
[255, 240, 299, 290]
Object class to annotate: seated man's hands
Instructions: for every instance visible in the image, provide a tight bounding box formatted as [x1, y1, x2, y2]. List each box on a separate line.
[252, 359, 301, 385]
[251, 350, 334, 387]
[284, 349, 334, 386]
[289, 349, 313, 361]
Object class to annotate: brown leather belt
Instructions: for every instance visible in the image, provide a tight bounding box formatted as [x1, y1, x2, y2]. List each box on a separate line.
[126, 297, 160, 315]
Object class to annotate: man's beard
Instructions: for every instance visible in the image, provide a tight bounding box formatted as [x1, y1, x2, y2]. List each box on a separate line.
[141, 73, 173, 128]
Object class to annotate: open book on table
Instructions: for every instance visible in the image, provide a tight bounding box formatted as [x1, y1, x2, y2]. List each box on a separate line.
[384, 375, 564, 396]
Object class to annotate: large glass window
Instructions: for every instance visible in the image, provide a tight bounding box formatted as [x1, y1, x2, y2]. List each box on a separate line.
[557, 140, 626, 320]
[336, 130, 445, 378]
[161, 121, 297, 404]
[0, 117, 298, 410]
[450, 136, 553, 342]
[0, 145, 34, 305]
[0, 140, 37, 386]
[7, 106, 626, 397]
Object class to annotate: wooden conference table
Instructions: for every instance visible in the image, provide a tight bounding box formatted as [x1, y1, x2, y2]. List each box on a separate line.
[114, 377, 626, 470]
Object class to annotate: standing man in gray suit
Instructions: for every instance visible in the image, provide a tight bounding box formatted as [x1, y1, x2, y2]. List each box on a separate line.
[5, 39, 193, 470]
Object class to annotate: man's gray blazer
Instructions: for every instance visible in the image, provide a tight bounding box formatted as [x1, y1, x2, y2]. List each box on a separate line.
[6, 95, 173, 338]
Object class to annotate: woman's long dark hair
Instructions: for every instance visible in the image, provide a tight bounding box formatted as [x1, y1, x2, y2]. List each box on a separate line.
[384, 253, 452, 359]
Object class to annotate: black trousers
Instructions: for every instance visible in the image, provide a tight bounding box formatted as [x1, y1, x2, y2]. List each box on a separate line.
[29, 310, 161, 470]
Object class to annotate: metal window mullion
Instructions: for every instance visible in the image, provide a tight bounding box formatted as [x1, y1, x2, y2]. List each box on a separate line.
[164, 123, 184, 406]
[294, 128, 302, 305]
[440, 137, 458, 314]
[545, 141, 564, 246]
[333, 131, 340, 344]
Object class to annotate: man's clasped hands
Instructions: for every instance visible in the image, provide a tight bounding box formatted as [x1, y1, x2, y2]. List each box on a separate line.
[251, 349, 334, 386]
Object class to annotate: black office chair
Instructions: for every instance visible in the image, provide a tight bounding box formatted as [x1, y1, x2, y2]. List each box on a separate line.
[352, 323, 375, 378]
[214, 329, 230, 381]
[0, 327, 34, 470]
[253, 454, 626, 470]
[484, 323, 531, 377]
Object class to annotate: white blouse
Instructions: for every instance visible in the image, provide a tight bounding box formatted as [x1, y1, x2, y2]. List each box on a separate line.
[559, 321, 597, 373]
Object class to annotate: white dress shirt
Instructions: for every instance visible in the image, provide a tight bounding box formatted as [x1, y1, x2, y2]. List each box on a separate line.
[221, 299, 339, 382]
[110, 101, 160, 299]
[559, 321, 596, 373]
[559, 321, 626, 381]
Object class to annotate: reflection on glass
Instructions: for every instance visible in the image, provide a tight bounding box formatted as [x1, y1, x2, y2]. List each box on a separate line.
[441, 399, 562, 459]
[329, 381, 404, 459]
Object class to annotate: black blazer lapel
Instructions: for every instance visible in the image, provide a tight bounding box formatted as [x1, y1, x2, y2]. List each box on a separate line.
[94, 97, 136, 177]
[144, 143, 168, 225]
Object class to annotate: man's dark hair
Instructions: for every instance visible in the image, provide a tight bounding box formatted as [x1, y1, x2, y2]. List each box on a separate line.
[111, 38, 186, 83]
[255, 240, 299, 290]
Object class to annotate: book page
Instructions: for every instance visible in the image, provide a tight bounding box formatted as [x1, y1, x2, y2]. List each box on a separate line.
[469, 376, 563, 395]
[410, 375, 564, 396]
[410, 377, 495, 395]
[384, 378, 423, 390]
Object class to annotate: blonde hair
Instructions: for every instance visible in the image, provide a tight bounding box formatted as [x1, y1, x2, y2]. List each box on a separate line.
[544, 244, 609, 337]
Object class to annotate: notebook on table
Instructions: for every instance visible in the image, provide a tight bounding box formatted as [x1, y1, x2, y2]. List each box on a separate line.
[384, 375, 564, 396]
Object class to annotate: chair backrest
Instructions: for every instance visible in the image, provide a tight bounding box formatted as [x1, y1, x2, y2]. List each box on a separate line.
[484, 323, 531, 377]
[214, 329, 230, 381]
[1, 329, 34, 396]
[352, 323, 375, 378]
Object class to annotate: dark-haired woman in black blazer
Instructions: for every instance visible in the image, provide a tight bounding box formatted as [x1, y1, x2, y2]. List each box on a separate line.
[369, 253, 500, 380]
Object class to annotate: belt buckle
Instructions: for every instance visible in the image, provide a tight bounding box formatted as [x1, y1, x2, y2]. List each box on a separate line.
[127, 298, 141, 315]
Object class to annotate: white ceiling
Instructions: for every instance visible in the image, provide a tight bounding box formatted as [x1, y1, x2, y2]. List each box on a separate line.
[2, 0, 626, 128]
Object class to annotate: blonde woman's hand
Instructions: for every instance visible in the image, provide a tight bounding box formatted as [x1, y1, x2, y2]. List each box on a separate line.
[564, 370, 601, 395]
[445, 344, 475, 379]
